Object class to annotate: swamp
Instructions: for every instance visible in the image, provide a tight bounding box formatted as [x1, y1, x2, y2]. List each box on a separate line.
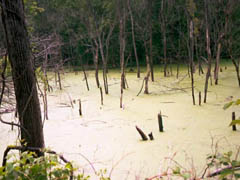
[1, 64, 240, 179]
[0, 0, 240, 179]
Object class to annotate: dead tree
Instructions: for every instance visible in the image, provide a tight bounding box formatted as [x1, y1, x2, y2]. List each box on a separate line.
[127, 0, 140, 78]
[203, 0, 212, 103]
[93, 39, 100, 88]
[189, 19, 195, 105]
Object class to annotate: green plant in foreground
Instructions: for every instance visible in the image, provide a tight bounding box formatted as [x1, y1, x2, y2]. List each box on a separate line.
[205, 150, 240, 179]
[0, 151, 89, 180]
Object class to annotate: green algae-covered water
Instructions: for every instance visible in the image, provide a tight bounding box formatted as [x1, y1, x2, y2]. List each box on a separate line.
[1, 64, 240, 179]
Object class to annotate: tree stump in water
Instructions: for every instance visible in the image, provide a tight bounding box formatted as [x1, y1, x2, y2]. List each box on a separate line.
[199, 91, 202, 106]
[232, 112, 237, 131]
[100, 87, 103, 105]
[158, 113, 164, 132]
[148, 132, 154, 140]
[136, 126, 148, 141]
[79, 99, 82, 116]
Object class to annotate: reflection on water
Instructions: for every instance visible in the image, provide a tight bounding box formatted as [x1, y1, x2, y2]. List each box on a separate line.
[1, 66, 240, 179]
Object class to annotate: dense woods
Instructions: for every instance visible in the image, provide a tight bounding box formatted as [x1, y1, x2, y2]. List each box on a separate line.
[1, 0, 240, 87]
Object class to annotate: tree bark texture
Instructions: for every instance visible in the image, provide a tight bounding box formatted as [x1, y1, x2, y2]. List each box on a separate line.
[1, 0, 45, 149]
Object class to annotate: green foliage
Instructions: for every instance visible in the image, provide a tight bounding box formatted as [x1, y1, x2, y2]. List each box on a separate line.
[0, 151, 90, 180]
[24, 0, 44, 16]
[207, 151, 240, 179]
[97, 169, 110, 180]
[172, 166, 191, 180]
[0, 56, 12, 76]
[223, 98, 240, 126]
[229, 120, 240, 126]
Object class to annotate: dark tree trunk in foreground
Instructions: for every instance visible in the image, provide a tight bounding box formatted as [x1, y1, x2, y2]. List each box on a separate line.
[1, 0, 45, 150]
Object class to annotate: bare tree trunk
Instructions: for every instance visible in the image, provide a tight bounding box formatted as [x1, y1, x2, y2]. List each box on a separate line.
[204, 0, 212, 103]
[57, 68, 62, 90]
[231, 59, 240, 87]
[214, 42, 221, 85]
[163, 29, 167, 77]
[93, 40, 100, 88]
[1, 0, 45, 151]
[150, 29, 154, 81]
[119, 16, 126, 90]
[189, 20, 195, 105]
[43, 44, 51, 92]
[127, 0, 140, 78]
[144, 55, 151, 94]
[98, 37, 108, 94]
[144, 40, 151, 94]
[81, 62, 89, 91]
[160, 0, 168, 77]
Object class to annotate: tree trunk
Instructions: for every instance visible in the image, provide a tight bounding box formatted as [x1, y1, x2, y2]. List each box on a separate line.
[204, 0, 212, 103]
[189, 20, 195, 105]
[93, 40, 100, 88]
[98, 36, 108, 94]
[144, 40, 151, 94]
[148, 0, 154, 81]
[231, 59, 240, 87]
[160, 0, 168, 77]
[150, 30, 154, 82]
[127, 0, 140, 78]
[57, 69, 62, 90]
[119, 16, 126, 90]
[81, 61, 89, 91]
[163, 29, 167, 77]
[144, 55, 151, 94]
[214, 42, 221, 85]
[1, 0, 45, 151]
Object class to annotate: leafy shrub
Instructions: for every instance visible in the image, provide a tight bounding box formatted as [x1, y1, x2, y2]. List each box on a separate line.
[0, 151, 89, 180]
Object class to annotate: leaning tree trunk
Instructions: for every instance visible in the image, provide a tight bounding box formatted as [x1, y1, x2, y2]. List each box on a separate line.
[1, 0, 45, 151]
[98, 37, 108, 94]
[231, 59, 240, 87]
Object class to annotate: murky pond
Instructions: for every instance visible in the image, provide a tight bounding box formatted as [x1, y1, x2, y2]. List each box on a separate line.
[1, 65, 240, 179]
